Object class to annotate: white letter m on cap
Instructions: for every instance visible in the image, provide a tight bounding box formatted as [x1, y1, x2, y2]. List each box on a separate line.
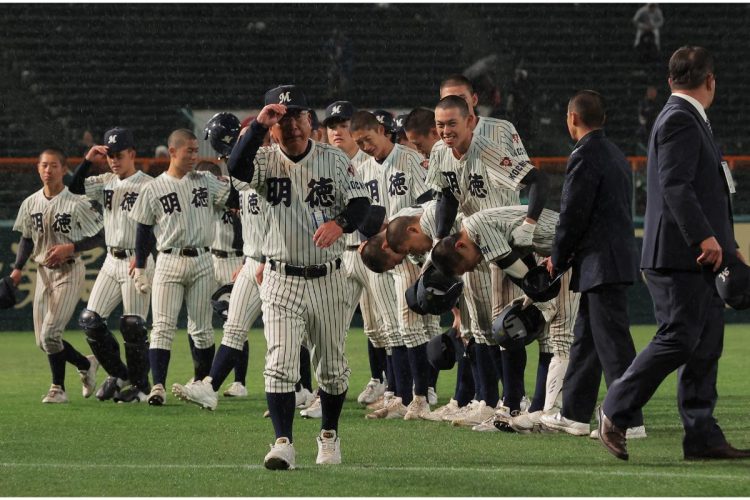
[279, 92, 291, 104]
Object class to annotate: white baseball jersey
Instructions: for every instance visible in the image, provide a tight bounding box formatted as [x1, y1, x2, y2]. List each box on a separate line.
[14, 187, 103, 263]
[345, 148, 372, 247]
[462, 207, 559, 261]
[128, 171, 230, 250]
[358, 144, 430, 217]
[427, 133, 534, 216]
[83, 170, 152, 248]
[474, 116, 530, 161]
[238, 140, 369, 266]
[211, 206, 238, 253]
[235, 182, 269, 260]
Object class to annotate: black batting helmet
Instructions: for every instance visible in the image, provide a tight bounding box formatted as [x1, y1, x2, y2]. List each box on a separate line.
[210, 283, 233, 321]
[426, 329, 457, 371]
[204, 112, 241, 157]
[0, 276, 19, 309]
[491, 301, 545, 350]
[715, 255, 750, 310]
[520, 265, 563, 302]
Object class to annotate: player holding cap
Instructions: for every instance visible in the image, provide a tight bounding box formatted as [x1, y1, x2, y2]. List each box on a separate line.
[67, 127, 154, 402]
[228, 85, 373, 469]
[10, 148, 104, 403]
[129, 129, 230, 406]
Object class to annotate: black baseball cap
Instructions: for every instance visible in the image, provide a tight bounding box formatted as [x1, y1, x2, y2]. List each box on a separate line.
[372, 109, 396, 133]
[103, 127, 135, 153]
[323, 101, 355, 126]
[263, 85, 308, 110]
[394, 113, 409, 133]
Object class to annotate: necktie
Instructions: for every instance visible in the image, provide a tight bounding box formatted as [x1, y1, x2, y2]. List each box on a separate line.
[705, 119, 713, 135]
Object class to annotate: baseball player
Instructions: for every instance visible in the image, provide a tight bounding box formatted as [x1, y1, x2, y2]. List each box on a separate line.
[350, 110, 441, 420]
[66, 127, 154, 403]
[429, 206, 578, 431]
[10, 148, 103, 403]
[129, 129, 230, 406]
[323, 100, 391, 405]
[403, 108, 442, 164]
[227, 85, 373, 470]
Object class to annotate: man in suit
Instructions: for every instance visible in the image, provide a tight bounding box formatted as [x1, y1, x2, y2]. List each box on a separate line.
[600, 46, 750, 461]
[539, 90, 644, 439]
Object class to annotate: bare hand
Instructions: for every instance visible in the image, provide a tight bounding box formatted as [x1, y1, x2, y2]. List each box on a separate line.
[543, 257, 554, 276]
[697, 236, 722, 272]
[10, 269, 21, 287]
[255, 262, 265, 285]
[128, 258, 136, 276]
[313, 220, 344, 248]
[451, 306, 461, 330]
[231, 265, 242, 282]
[256, 104, 287, 128]
[43, 244, 74, 267]
[85, 145, 109, 162]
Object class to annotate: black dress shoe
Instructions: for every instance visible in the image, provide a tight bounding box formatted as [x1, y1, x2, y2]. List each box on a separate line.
[685, 443, 750, 461]
[597, 406, 628, 461]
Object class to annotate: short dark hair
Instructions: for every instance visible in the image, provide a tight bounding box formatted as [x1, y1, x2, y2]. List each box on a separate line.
[39, 147, 67, 166]
[195, 160, 222, 177]
[360, 233, 391, 273]
[386, 215, 419, 254]
[168, 128, 198, 148]
[669, 46, 714, 90]
[404, 108, 436, 136]
[350, 110, 382, 133]
[440, 74, 473, 93]
[430, 235, 463, 276]
[435, 95, 470, 118]
[568, 90, 606, 128]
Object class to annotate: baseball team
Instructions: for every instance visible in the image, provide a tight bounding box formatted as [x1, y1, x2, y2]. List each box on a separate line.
[6, 45, 749, 470]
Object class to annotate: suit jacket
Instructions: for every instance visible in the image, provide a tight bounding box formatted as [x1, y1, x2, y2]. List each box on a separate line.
[640, 95, 735, 271]
[552, 129, 638, 292]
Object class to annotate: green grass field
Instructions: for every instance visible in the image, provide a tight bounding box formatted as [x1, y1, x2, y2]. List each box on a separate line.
[1, 325, 749, 496]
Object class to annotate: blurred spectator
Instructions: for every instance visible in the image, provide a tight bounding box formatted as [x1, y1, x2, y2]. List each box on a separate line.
[74, 129, 95, 157]
[506, 66, 535, 141]
[636, 85, 660, 153]
[633, 4, 663, 55]
[154, 145, 169, 158]
[324, 29, 353, 99]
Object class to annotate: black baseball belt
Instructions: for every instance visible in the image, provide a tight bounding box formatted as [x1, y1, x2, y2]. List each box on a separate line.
[108, 247, 135, 260]
[211, 249, 244, 258]
[161, 247, 209, 257]
[268, 258, 342, 279]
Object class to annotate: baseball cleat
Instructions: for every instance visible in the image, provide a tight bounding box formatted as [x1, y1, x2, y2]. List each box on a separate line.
[404, 395, 431, 420]
[427, 387, 438, 406]
[263, 409, 271, 418]
[443, 400, 479, 422]
[79, 355, 99, 398]
[492, 408, 521, 433]
[300, 396, 322, 418]
[590, 425, 647, 440]
[264, 437, 296, 470]
[366, 391, 392, 410]
[223, 381, 248, 398]
[357, 378, 386, 405]
[172, 377, 218, 411]
[472, 414, 501, 432]
[295, 387, 315, 409]
[423, 399, 460, 421]
[316, 429, 341, 465]
[114, 385, 148, 403]
[365, 396, 407, 419]
[96, 376, 121, 401]
[451, 400, 495, 427]
[42, 384, 69, 404]
[509, 410, 543, 434]
[147, 383, 166, 406]
[540, 411, 590, 436]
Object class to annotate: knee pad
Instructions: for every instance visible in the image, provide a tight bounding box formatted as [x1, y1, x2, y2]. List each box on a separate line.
[120, 315, 148, 344]
[79, 309, 108, 338]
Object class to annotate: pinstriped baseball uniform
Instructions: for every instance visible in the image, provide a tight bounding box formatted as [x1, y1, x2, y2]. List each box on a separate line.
[360, 144, 435, 348]
[241, 140, 370, 394]
[474, 116, 530, 162]
[219, 182, 269, 351]
[14, 187, 103, 353]
[129, 171, 229, 351]
[209, 203, 244, 287]
[341, 149, 389, 348]
[83, 170, 154, 321]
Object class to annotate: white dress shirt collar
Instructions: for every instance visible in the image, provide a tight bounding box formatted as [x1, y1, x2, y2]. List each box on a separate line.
[672, 92, 708, 122]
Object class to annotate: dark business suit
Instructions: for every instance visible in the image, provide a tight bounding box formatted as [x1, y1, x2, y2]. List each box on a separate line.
[551, 129, 641, 424]
[603, 95, 735, 455]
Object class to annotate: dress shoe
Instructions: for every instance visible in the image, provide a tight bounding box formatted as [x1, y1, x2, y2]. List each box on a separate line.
[597, 406, 628, 461]
[684, 443, 750, 461]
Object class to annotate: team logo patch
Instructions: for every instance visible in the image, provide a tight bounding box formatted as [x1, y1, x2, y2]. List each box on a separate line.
[388, 172, 407, 196]
[278, 91, 291, 104]
[108, 135, 117, 144]
[52, 213, 72, 234]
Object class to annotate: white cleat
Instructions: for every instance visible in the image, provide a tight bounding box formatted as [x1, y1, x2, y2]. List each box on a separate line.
[472, 414, 501, 432]
[451, 400, 496, 427]
[366, 390, 392, 410]
[42, 384, 69, 404]
[424, 399, 460, 422]
[172, 377, 218, 410]
[590, 425, 647, 440]
[223, 381, 248, 398]
[404, 395, 431, 420]
[316, 429, 341, 465]
[510, 410, 543, 434]
[365, 396, 407, 419]
[357, 378, 386, 405]
[79, 355, 99, 398]
[264, 437, 296, 470]
[540, 411, 590, 436]
[520, 395, 531, 413]
[300, 395, 322, 418]
[295, 387, 316, 409]
[427, 387, 438, 406]
[443, 399, 479, 422]
[147, 383, 166, 406]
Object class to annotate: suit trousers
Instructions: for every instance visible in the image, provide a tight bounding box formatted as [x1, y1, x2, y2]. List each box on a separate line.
[603, 269, 727, 454]
[562, 283, 642, 424]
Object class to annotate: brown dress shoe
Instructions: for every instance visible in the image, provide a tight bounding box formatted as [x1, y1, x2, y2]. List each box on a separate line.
[597, 406, 628, 461]
[685, 443, 750, 461]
